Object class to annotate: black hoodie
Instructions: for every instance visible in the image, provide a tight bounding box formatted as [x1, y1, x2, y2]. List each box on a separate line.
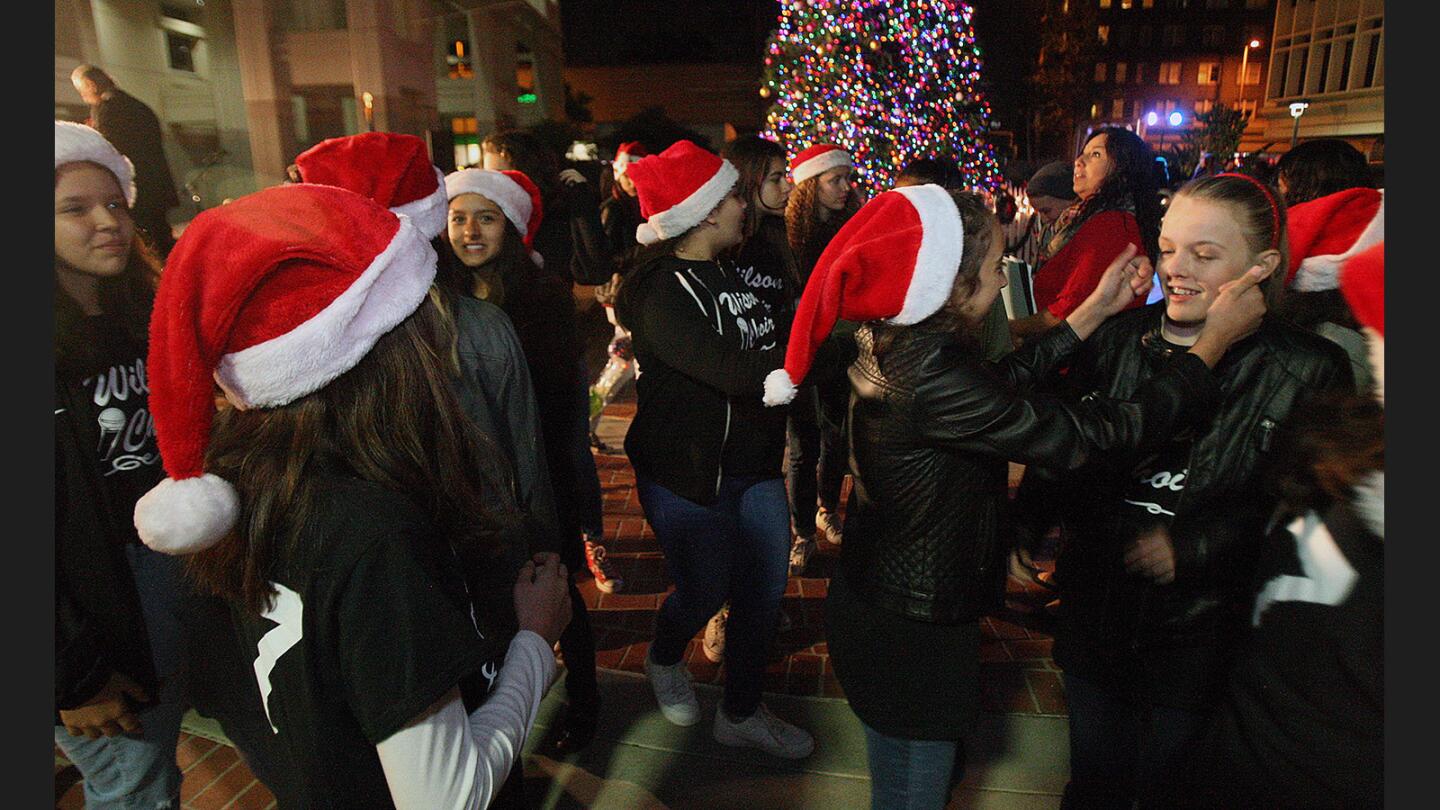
[616, 254, 787, 504]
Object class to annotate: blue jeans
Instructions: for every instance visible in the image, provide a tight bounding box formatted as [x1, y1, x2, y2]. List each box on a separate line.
[861, 720, 965, 810]
[1061, 672, 1209, 810]
[55, 544, 186, 809]
[637, 474, 791, 718]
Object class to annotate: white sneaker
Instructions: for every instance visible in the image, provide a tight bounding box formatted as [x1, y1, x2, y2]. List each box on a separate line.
[645, 652, 700, 726]
[816, 507, 843, 546]
[713, 703, 815, 759]
[703, 605, 729, 663]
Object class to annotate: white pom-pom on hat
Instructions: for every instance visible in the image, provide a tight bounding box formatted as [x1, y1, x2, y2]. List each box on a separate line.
[133, 474, 241, 555]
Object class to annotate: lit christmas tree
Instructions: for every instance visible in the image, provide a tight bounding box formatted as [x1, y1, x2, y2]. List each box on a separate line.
[761, 0, 1002, 193]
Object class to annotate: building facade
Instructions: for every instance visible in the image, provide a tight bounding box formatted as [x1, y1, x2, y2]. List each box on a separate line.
[1081, 0, 1277, 153]
[56, 0, 567, 211]
[1253, 0, 1383, 158]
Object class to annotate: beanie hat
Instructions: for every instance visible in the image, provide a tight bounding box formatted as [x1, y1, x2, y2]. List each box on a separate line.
[134, 184, 437, 554]
[444, 168, 546, 266]
[294, 132, 448, 238]
[790, 144, 852, 185]
[627, 140, 739, 246]
[763, 184, 963, 406]
[1340, 240, 1384, 405]
[1026, 160, 1077, 201]
[612, 141, 649, 177]
[55, 121, 136, 206]
[1285, 187, 1384, 291]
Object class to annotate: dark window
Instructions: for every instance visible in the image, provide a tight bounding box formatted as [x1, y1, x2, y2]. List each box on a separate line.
[1202, 26, 1225, 47]
[166, 31, 197, 72]
[1317, 43, 1332, 92]
[1294, 47, 1309, 95]
[1362, 33, 1380, 87]
[1339, 38, 1355, 90]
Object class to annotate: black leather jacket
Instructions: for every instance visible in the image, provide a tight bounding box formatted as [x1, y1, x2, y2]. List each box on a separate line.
[841, 320, 1221, 625]
[1048, 304, 1351, 705]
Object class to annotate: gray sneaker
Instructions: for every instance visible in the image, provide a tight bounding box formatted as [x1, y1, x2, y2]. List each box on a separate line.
[788, 534, 816, 576]
[645, 652, 700, 726]
[816, 507, 843, 546]
[713, 703, 815, 759]
[703, 605, 729, 663]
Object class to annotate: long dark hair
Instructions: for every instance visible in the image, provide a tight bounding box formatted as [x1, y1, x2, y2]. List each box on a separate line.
[1073, 126, 1162, 259]
[869, 191, 998, 360]
[1276, 138, 1372, 206]
[723, 135, 800, 290]
[190, 298, 506, 613]
[786, 175, 862, 280]
[1272, 391, 1383, 511]
[54, 164, 161, 362]
[434, 221, 541, 304]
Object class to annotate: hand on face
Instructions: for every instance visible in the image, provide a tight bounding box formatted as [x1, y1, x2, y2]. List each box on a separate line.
[1083, 243, 1154, 318]
[1158, 196, 1275, 336]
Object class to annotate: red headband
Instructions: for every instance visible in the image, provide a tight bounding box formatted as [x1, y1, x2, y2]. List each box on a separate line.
[1214, 172, 1280, 250]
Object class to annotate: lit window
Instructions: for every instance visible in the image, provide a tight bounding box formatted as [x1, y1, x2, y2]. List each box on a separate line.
[1158, 62, 1182, 84]
[1241, 62, 1261, 85]
[1194, 99, 1215, 115]
[1095, 63, 1108, 82]
[1111, 98, 1125, 118]
[447, 39, 474, 80]
[1121, 0, 1134, 9]
[1098, 25, 1110, 44]
[1197, 62, 1220, 84]
[1100, 0, 1112, 8]
[1115, 62, 1129, 82]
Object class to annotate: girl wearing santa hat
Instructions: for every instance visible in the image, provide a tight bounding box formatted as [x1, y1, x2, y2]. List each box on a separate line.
[441, 168, 614, 755]
[765, 183, 1263, 809]
[136, 183, 570, 808]
[784, 143, 864, 567]
[614, 140, 814, 758]
[54, 121, 187, 808]
[1035, 174, 1354, 808]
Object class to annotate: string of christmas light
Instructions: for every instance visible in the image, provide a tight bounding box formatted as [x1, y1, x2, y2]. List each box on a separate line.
[760, 0, 1002, 194]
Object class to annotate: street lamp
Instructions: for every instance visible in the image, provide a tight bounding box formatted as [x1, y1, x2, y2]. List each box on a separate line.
[1239, 39, 1262, 108]
[1289, 100, 1310, 148]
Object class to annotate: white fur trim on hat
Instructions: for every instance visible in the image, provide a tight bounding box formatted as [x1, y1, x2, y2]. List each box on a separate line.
[635, 160, 740, 246]
[214, 216, 437, 409]
[55, 121, 137, 206]
[445, 170, 533, 242]
[887, 185, 965, 325]
[390, 166, 448, 239]
[792, 148, 853, 185]
[1293, 190, 1384, 293]
[763, 368, 798, 407]
[614, 154, 645, 177]
[134, 473, 240, 554]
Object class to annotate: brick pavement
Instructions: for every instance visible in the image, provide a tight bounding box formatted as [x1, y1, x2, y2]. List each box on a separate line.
[55, 398, 1065, 807]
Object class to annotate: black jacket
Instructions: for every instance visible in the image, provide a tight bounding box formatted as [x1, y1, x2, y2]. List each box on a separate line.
[842, 321, 1220, 625]
[534, 180, 614, 286]
[92, 89, 178, 249]
[616, 255, 786, 504]
[54, 328, 164, 713]
[1049, 304, 1352, 706]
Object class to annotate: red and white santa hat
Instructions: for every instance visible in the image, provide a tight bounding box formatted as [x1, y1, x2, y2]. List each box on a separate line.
[790, 143, 852, 186]
[1340, 240, 1384, 404]
[444, 168, 546, 266]
[763, 184, 963, 406]
[1285, 187, 1384, 292]
[55, 121, 136, 206]
[626, 139, 739, 246]
[613, 141, 649, 176]
[294, 131, 448, 238]
[134, 184, 437, 554]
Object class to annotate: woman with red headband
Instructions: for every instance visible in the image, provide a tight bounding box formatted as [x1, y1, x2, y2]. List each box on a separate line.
[1036, 174, 1353, 808]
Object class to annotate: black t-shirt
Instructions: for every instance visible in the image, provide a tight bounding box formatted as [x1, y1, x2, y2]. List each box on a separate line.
[232, 477, 512, 809]
[58, 314, 162, 543]
[1118, 437, 1192, 533]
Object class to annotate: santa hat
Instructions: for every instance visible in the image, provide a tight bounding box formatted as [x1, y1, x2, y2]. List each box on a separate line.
[763, 184, 963, 406]
[55, 121, 136, 206]
[612, 141, 649, 176]
[1340, 240, 1384, 405]
[294, 132, 448, 238]
[444, 168, 546, 266]
[627, 139, 739, 246]
[1286, 187, 1384, 291]
[790, 143, 852, 186]
[134, 184, 437, 554]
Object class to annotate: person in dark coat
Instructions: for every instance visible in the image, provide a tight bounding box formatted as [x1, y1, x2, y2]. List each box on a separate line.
[72, 65, 180, 255]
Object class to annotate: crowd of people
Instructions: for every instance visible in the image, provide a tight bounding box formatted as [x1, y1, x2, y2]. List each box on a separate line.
[57, 66, 1383, 809]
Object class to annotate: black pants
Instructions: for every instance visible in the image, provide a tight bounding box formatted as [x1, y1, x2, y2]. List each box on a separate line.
[785, 380, 848, 536]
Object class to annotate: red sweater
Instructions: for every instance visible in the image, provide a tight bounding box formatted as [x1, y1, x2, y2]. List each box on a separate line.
[1032, 209, 1147, 319]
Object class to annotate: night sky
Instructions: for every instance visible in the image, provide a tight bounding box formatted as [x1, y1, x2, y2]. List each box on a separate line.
[559, 0, 1043, 137]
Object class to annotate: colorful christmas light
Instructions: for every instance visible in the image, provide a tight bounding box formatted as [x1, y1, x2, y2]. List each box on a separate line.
[760, 0, 1002, 194]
